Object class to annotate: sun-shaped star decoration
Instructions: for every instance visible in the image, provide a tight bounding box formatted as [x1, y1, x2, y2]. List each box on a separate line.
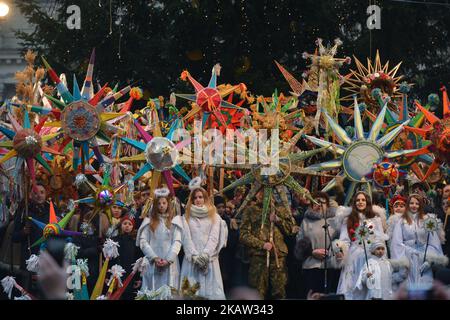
[202, 83, 251, 134]
[42, 49, 130, 171]
[250, 89, 304, 133]
[304, 96, 418, 205]
[217, 130, 332, 224]
[342, 50, 404, 112]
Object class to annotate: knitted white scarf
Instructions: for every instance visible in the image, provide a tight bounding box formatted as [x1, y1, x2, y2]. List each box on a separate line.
[189, 205, 209, 218]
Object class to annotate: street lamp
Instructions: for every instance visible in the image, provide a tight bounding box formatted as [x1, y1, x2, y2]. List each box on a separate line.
[0, 2, 9, 18]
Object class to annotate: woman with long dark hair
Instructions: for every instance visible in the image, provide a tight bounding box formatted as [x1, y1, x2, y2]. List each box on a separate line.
[390, 194, 447, 286]
[335, 191, 387, 300]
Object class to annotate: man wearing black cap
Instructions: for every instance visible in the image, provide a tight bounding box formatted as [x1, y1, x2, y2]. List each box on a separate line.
[216, 195, 233, 293]
[12, 183, 56, 296]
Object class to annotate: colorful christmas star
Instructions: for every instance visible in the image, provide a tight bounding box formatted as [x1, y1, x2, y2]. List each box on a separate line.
[217, 130, 332, 224]
[343, 50, 404, 112]
[117, 111, 191, 197]
[0, 107, 61, 188]
[74, 164, 125, 223]
[28, 201, 82, 248]
[403, 86, 450, 181]
[42, 49, 130, 171]
[304, 96, 418, 205]
[176, 64, 245, 132]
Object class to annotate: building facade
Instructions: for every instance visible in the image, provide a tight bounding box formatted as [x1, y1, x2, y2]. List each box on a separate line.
[0, 2, 33, 101]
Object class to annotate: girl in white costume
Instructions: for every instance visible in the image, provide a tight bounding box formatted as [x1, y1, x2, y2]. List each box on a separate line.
[390, 194, 448, 287]
[178, 184, 228, 300]
[356, 239, 409, 300]
[335, 191, 388, 300]
[386, 194, 407, 243]
[137, 188, 182, 291]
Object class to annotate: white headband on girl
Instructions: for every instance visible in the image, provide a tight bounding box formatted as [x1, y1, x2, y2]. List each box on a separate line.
[154, 187, 170, 198]
[188, 176, 202, 191]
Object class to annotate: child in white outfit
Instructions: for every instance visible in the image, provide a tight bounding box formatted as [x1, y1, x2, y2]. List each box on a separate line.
[356, 239, 408, 300]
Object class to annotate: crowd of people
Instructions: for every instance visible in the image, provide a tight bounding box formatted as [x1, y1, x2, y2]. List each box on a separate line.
[0, 174, 449, 301]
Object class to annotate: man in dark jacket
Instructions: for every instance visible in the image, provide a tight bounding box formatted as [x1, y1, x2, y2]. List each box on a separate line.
[436, 184, 450, 258]
[12, 184, 57, 294]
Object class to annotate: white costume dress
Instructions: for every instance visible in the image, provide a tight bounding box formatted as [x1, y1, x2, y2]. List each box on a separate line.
[390, 212, 448, 286]
[179, 205, 228, 300]
[137, 215, 182, 291]
[335, 206, 388, 300]
[387, 213, 402, 244]
[356, 255, 393, 300]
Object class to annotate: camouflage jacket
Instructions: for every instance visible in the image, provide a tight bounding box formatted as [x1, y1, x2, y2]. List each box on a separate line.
[239, 204, 294, 257]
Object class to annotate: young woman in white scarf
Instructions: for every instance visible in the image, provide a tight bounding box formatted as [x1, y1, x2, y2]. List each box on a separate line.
[178, 186, 228, 300]
[335, 191, 388, 300]
[137, 188, 182, 291]
[390, 194, 448, 287]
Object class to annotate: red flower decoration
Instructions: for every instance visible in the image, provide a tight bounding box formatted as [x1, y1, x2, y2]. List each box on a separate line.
[354, 223, 360, 228]
[351, 237, 357, 242]
[349, 228, 355, 234]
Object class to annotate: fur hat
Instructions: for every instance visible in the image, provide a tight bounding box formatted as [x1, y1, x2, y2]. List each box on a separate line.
[390, 194, 407, 207]
[121, 215, 136, 228]
[369, 238, 386, 253]
[154, 187, 170, 198]
[188, 176, 202, 191]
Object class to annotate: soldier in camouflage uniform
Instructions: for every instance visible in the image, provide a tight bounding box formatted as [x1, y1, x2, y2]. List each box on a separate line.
[239, 191, 295, 299]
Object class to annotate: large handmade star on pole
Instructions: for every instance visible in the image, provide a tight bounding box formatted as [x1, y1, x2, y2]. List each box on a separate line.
[217, 130, 331, 224]
[367, 84, 436, 181]
[250, 90, 303, 132]
[342, 50, 404, 112]
[274, 56, 354, 131]
[74, 164, 125, 223]
[403, 86, 450, 181]
[28, 201, 82, 248]
[42, 50, 130, 171]
[117, 112, 191, 197]
[176, 64, 245, 131]
[304, 96, 418, 205]
[0, 107, 61, 188]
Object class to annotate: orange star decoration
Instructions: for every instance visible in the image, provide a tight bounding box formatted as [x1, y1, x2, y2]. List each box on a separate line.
[404, 86, 450, 181]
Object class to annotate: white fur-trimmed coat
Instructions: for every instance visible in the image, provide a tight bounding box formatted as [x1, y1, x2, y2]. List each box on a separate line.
[390, 213, 449, 286]
[333, 205, 389, 300]
[137, 216, 183, 291]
